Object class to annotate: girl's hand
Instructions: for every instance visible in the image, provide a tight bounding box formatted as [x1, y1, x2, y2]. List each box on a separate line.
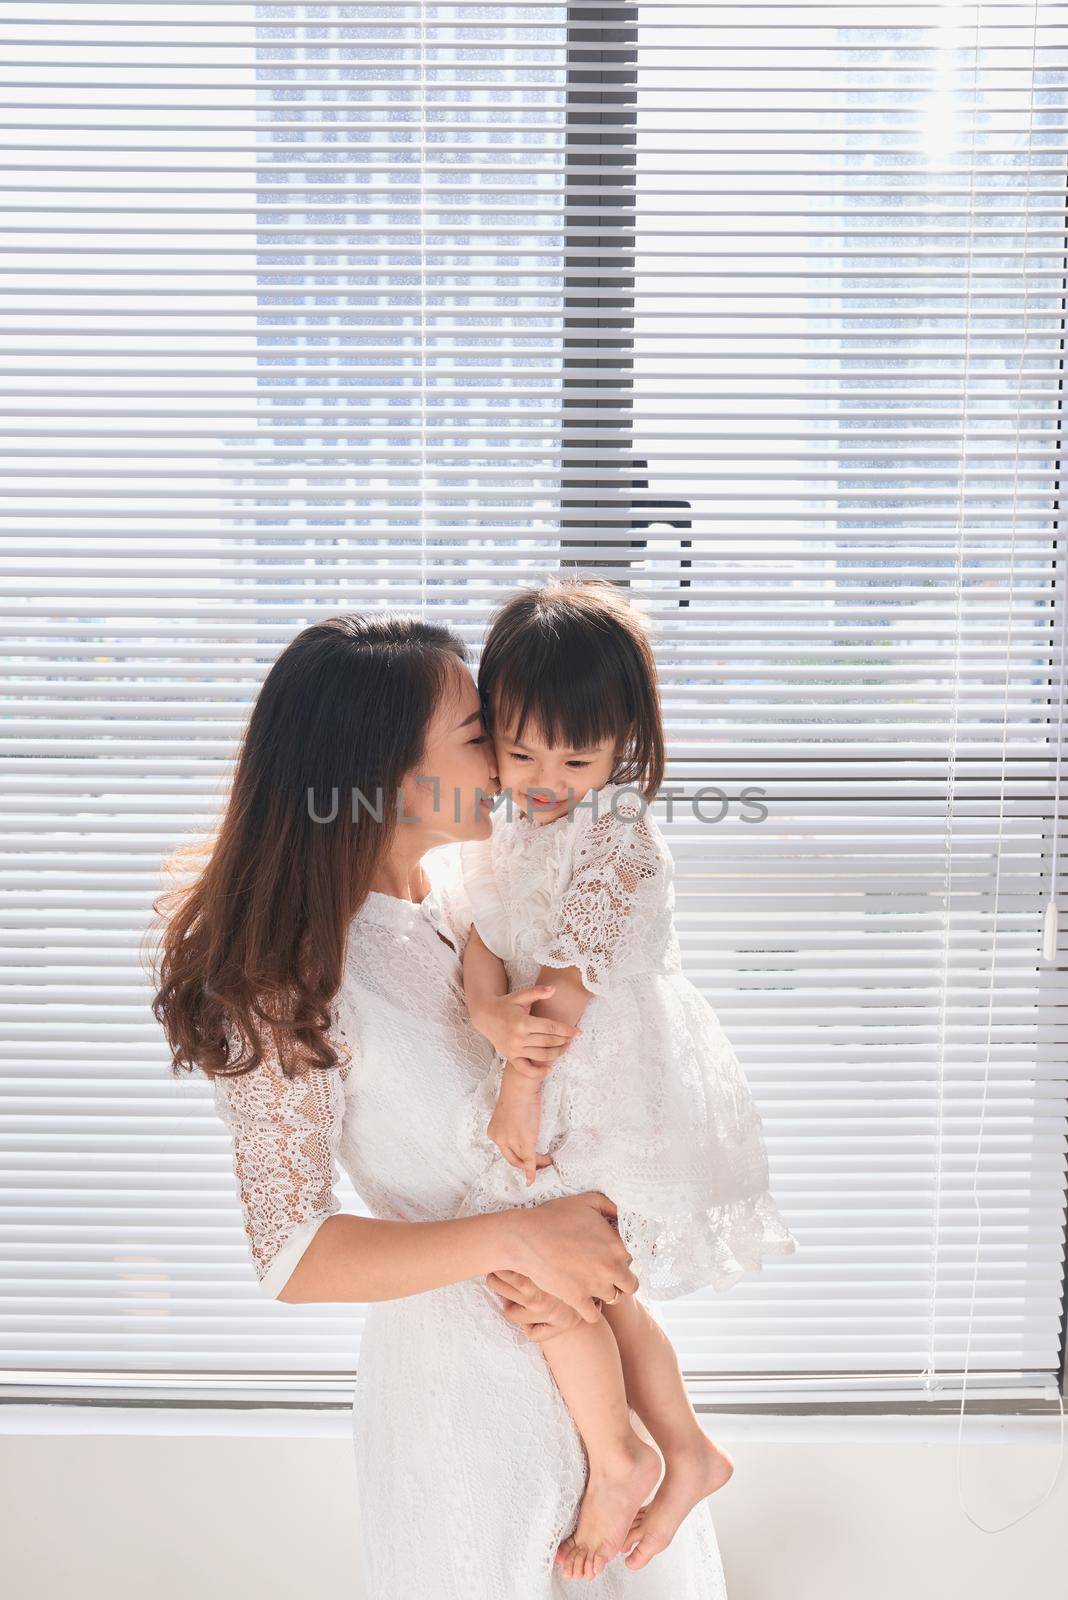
[487, 1064, 552, 1186]
[470, 984, 582, 1067]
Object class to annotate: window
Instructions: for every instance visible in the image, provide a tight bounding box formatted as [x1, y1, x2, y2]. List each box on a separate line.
[1, 2, 1065, 1410]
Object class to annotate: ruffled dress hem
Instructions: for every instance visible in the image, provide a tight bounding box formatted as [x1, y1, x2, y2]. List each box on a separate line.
[615, 1189, 799, 1300]
[454, 1057, 800, 1300]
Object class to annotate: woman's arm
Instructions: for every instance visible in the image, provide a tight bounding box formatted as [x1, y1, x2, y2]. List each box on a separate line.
[214, 1033, 635, 1320]
[278, 1194, 629, 1319]
[279, 1209, 519, 1302]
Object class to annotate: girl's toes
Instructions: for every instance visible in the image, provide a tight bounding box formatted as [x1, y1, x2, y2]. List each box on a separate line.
[625, 1528, 669, 1571]
[624, 1508, 647, 1547]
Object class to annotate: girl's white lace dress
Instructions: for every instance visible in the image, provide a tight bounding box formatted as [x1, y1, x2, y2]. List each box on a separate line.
[456, 781, 798, 1298]
[212, 844, 729, 1599]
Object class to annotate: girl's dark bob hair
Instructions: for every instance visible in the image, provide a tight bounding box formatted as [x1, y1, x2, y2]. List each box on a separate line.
[477, 575, 665, 802]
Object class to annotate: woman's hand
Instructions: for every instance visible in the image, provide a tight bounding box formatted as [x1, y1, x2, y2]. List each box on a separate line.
[486, 1268, 583, 1344]
[470, 984, 582, 1067]
[487, 1064, 552, 1185]
[505, 1191, 638, 1323]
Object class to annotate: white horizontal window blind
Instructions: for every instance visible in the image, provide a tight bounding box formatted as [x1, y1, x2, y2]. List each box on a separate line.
[1, 2, 1065, 1408]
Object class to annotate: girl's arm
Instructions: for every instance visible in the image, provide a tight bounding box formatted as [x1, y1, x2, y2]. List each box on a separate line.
[461, 920, 509, 1013]
[462, 923, 582, 1068]
[529, 963, 594, 1033]
[463, 928, 562, 1180]
[495, 796, 668, 1179]
[487, 1059, 555, 1185]
[485, 964, 594, 1185]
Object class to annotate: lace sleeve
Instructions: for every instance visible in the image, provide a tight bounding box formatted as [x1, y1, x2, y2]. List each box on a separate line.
[533, 789, 669, 996]
[213, 1019, 354, 1299]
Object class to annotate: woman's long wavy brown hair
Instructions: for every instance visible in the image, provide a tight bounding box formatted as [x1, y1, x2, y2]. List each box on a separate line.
[148, 613, 467, 1084]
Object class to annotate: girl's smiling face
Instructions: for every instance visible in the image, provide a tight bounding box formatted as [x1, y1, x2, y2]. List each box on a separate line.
[492, 712, 620, 823]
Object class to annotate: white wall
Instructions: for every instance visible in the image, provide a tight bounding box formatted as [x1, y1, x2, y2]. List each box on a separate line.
[1, 1407, 1065, 1599]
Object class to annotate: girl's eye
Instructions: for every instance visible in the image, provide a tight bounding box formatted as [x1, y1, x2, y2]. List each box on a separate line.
[508, 751, 589, 765]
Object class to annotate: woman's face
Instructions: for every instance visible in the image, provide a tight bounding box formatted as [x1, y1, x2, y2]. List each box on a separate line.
[398, 661, 499, 846]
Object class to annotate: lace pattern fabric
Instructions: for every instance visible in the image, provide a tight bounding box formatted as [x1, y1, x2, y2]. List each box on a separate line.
[457, 782, 799, 1298]
[525, 785, 677, 995]
[210, 846, 730, 1595]
[213, 1013, 354, 1297]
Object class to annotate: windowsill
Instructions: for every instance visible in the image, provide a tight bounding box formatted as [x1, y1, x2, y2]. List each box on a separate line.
[0, 1402, 1059, 1447]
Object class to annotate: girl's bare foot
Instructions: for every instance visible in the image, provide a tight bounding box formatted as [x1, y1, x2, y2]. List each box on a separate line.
[555, 1434, 661, 1581]
[622, 1433, 734, 1571]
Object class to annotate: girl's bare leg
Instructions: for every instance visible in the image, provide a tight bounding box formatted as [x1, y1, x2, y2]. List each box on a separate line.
[601, 1293, 735, 1570]
[540, 1312, 661, 1581]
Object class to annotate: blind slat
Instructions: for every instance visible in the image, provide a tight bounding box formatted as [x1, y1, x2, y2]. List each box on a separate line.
[2, 0, 1065, 1401]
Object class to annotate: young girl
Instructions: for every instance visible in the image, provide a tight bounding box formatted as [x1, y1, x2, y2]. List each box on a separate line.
[454, 577, 799, 1582]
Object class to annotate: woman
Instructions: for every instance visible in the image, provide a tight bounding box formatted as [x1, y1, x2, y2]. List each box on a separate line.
[151, 613, 728, 1598]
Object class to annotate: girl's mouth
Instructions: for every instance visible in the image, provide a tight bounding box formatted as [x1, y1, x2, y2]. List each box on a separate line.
[526, 792, 563, 811]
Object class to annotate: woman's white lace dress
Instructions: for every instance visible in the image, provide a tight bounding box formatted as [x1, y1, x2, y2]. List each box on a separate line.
[456, 782, 798, 1298]
[212, 844, 729, 1599]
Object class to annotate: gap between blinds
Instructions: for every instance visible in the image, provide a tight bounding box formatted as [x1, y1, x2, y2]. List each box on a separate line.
[922, 0, 1065, 1532]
